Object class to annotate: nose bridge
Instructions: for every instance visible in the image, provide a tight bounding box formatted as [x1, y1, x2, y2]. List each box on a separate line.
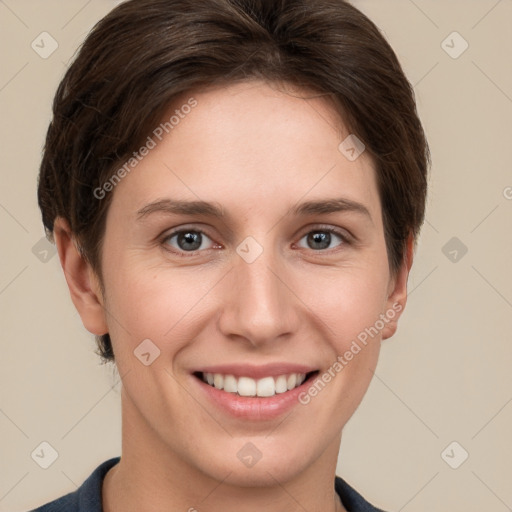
[218, 238, 297, 345]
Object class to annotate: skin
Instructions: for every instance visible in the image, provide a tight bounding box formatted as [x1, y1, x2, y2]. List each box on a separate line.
[54, 80, 413, 512]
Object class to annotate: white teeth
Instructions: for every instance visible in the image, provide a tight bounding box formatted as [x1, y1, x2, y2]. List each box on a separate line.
[201, 372, 309, 397]
[223, 375, 238, 393]
[256, 376, 275, 397]
[238, 377, 256, 397]
[213, 374, 224, 390]
[287, 374, 297, 390]
[275, 375, 288, 393]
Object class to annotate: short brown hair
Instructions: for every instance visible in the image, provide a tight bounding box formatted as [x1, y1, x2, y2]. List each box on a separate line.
[38, 0, 430, 363]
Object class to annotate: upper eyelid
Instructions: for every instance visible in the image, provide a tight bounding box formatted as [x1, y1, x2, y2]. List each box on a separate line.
[162, 226, 215, 242]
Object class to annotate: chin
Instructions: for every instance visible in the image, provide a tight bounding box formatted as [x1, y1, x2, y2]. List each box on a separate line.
[201, 438, 319, 487]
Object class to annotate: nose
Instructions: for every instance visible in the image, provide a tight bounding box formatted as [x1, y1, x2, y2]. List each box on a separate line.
[217, 243, 300, 348]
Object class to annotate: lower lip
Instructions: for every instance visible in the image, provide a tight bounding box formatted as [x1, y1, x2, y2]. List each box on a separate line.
[192, 373, 318, 421]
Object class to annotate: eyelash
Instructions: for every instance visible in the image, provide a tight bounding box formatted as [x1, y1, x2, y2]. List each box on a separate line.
[160, 225, 352, 258]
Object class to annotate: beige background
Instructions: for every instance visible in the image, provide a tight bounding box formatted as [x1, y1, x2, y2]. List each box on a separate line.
[1, 1, 511, 511]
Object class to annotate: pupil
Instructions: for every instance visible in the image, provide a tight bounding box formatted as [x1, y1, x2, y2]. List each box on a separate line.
[179, 232, 201, 251]
[309, 232, 330, 250]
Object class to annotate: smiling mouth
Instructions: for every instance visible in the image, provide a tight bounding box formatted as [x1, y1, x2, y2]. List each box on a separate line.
[193, 371, 318, 397]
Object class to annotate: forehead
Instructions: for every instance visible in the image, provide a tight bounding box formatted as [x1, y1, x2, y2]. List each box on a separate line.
[107, 80, 380, 223]
[169, 79, 348, 145]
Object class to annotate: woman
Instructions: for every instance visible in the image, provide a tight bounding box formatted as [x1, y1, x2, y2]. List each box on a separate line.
[33, 0, 429, 510]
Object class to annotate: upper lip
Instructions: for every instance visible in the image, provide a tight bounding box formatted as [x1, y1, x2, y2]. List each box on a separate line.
[193, 363, 318, 380]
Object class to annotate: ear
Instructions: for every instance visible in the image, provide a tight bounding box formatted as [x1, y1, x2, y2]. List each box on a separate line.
[53, 217, 109, 336]
[381, 234, 414, 340]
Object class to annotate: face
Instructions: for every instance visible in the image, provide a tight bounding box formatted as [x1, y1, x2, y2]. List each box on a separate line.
[68, 80, 409, 486]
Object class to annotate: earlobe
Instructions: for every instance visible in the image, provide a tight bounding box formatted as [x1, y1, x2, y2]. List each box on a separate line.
[381, 235, 414, 340]
[53, 217, 109, 336]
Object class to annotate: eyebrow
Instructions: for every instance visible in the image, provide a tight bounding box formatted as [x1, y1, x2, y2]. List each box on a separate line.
[136, 197, 372, 222]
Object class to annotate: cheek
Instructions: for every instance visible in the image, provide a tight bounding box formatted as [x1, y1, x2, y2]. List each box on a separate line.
[102, 258, 217, 355]
[303, 263, 390, 347]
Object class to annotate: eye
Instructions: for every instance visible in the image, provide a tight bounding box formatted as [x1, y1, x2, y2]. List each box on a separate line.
[296, 227, 349, 251]
[162, 229, 216, 255]
[161, 225, 350, 257]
